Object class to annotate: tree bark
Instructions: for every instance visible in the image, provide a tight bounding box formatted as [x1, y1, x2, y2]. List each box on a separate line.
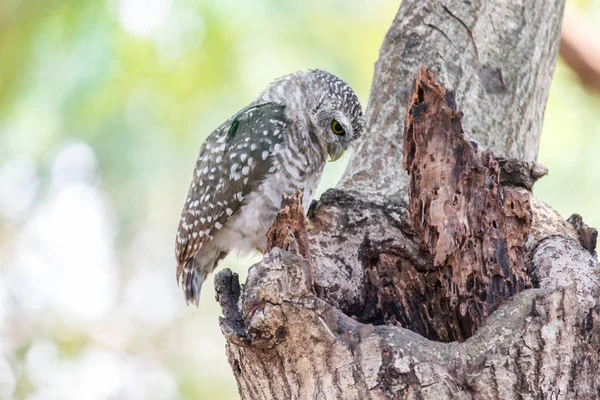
[215, 0, 600, 399]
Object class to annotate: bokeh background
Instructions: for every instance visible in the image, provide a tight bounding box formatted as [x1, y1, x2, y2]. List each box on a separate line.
[0, 1, 598, 399]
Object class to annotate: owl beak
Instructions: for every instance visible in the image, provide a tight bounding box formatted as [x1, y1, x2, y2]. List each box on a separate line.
[328, 151, 343, 162]
[327, 146, 344, 162]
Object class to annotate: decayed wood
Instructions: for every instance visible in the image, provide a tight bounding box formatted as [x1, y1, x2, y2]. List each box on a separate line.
[266, 190, 310, 260]
[402, 66, 533, 341]
[215, 0, 600, 398]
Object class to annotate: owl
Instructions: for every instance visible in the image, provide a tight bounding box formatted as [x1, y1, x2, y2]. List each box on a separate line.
[175, 69, 364, 305]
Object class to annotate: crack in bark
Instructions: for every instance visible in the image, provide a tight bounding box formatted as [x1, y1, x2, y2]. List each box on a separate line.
[424, 23, 456, 49]
[440, 4, 479, 60]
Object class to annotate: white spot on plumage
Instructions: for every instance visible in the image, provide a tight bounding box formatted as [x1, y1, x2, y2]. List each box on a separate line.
[242, 166, 250, 175]
[231, 164, 242, 180]
[262, 151, 268, 160]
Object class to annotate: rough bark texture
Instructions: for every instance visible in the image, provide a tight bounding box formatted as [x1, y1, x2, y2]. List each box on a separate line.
[215, 0, 600, 398]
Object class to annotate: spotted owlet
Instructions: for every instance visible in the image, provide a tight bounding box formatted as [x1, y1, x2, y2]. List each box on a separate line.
[175, 69, 364, 305]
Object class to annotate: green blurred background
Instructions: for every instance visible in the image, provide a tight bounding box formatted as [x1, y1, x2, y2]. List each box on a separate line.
[0, 0, 598, 399]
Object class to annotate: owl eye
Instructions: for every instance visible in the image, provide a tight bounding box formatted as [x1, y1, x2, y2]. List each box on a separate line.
[331, 120, 345, 136]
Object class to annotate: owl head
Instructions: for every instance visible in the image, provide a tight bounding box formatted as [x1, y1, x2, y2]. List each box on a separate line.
[256, 69, 365, 163]
[308, 69, 365, 162]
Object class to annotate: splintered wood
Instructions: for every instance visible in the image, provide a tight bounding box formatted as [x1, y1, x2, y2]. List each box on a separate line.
[402, 66, 533, 341]
[266, 190, 310, 259]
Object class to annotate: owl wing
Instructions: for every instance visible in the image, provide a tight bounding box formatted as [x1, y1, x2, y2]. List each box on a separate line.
[175, 102, 287, 280]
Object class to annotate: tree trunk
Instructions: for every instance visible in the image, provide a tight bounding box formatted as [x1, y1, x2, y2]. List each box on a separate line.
[215, 0, 600, 398]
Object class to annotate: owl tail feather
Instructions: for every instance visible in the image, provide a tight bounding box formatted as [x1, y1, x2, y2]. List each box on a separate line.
[182, 265, 206, 307]
[178, 251, 228, 306]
